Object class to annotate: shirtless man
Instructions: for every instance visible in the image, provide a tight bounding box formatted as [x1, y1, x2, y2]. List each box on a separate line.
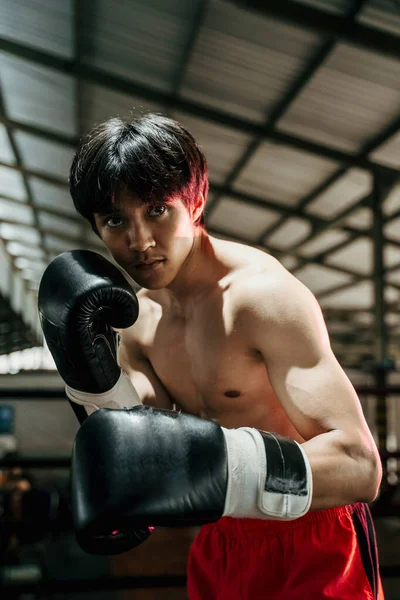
[39, 114, 383, 599]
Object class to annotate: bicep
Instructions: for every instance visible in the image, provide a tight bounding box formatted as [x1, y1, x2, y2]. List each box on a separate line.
[118, 338, 173, 409]
[248, 278, 370, 440]
[266, 348, 366, 440]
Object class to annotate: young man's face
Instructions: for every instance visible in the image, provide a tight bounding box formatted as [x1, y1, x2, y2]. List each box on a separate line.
[94, 188, 202, 290]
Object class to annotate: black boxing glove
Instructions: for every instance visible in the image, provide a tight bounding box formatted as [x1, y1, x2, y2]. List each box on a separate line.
[72, 406, 313, 554]
[38, 251, 153, 553]
[38, 250, 141, 420]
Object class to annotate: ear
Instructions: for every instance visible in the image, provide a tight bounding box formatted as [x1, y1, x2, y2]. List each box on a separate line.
[191, 193, 205, 224]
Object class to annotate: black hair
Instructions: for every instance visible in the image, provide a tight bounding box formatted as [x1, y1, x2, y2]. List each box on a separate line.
[69, 113, 209, 233]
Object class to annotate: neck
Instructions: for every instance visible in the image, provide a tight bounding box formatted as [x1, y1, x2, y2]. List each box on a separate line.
[163, 231, 227, 316]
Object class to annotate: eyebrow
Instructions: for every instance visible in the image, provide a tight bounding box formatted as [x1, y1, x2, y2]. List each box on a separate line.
[94, 207, 122, 217]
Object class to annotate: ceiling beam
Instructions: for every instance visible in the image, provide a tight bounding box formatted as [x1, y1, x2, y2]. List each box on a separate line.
[288, 177, 400, 277]
[206, 0, 369, 218]
[0, 91, 50, 264]
[0, 193, 80, 224]
[230, 0, 400, 60]
[0, 38, 397, 178]
[260, 110, 400, 245]
[0, 161, 68, 188]
[0, 116, 78, 147]
[3, 227, 102, 255]
[171, 0, 209, 96]
[315, 259, 400, 301]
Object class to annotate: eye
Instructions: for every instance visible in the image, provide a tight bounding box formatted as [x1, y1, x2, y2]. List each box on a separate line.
[147, 204, 167, 218]
[105, 215, 124, 228]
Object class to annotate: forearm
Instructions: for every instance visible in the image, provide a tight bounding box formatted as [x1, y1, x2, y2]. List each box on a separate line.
[302, 430, 382, 510]
[73, 407, 314, 554]
[118, 340, 173, 409]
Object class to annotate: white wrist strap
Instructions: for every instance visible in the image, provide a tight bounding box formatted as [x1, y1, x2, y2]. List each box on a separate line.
[222, 427, 312, 521]
[66, 371, 141, 417]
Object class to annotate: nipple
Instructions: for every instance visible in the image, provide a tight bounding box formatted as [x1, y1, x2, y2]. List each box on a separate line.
[224, 390, 241, 398]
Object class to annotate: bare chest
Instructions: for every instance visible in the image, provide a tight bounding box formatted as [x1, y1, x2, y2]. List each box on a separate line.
[150, 319, 259, 395]
[144, 310, 289, 431]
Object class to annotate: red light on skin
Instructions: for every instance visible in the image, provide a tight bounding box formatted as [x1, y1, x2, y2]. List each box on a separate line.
[148, 527, 155, 533]
[111, 530, 120, 536]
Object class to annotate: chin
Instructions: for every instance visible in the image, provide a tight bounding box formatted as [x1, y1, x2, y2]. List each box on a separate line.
[135, 271, 174, 291]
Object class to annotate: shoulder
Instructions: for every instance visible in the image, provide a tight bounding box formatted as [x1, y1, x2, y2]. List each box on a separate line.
[226, 262, 330, 360]
[229, 255, 314, 318]
[211, 236, 317, 322]
[227, 257, 327, 346]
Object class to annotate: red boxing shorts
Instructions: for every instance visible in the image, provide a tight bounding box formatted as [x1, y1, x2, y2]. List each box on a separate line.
[187, 503, 384, 599]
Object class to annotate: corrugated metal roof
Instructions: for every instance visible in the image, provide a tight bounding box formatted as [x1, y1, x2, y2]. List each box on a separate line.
[341, 207, 372, 229]
[0, 123, 15, 164]
[280, 255, 299, 270]
[387, 269, 400, 286]
[0, 197, 34, 226]
[0, 0, 399, 364]
[0, 165, 26, 201]
[319, 280, 373, 308]
[298, 228, 350, 257]
[29, 178, 77, 217]
[6, 241, 45, 259]
[290, 0, 349, 14]
[43, 234, 84, 253]
[386, 285, 400, 303]
[80, 0, 201, 92]
[385, 217, 400, 242]
[265, 217, 312, 249]
[359, 0, 400, 35]
[279, 44, 400, 152]
[1, 54, 77, 136]
[307, 168, 372, 218]
[295, 263, 352, 295]
[326, 237, 372, 274]
[80, 83, 163, 132]
[208, 196, 281, 241]
[14, 256, 45, 272]
[385, 244, 400, 268]
[14, 131, 74, 180]
[0, 222, 41, 245]
[370, 130, 400, 168]
[0, 0, 74, 58]
[173, 112, 252, 184]
[383, 183, 400, 216]
[37, 213, 82, 238]
[181, 0, 322, 122]
[233, 142, 339, 203]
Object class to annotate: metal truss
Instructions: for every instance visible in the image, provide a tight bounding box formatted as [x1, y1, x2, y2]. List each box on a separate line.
[0, 0, 399, 368]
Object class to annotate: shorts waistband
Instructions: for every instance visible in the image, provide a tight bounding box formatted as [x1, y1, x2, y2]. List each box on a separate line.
[208, 505, 355, 538]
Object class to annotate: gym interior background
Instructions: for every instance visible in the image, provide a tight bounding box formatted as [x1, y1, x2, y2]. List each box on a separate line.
[0, 0, 400, 598]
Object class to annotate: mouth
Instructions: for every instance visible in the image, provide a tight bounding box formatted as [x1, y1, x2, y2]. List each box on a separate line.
[134, 259, 166, 272]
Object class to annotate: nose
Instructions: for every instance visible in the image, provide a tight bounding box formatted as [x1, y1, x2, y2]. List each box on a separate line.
[127, 220, 155, 254]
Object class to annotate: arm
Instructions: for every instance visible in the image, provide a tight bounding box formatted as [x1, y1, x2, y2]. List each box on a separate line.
[118, 334, 173, 409]
[38, 250, 156, 554]
[38, 250, 142, 420]
[239, 271, 382, 510]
